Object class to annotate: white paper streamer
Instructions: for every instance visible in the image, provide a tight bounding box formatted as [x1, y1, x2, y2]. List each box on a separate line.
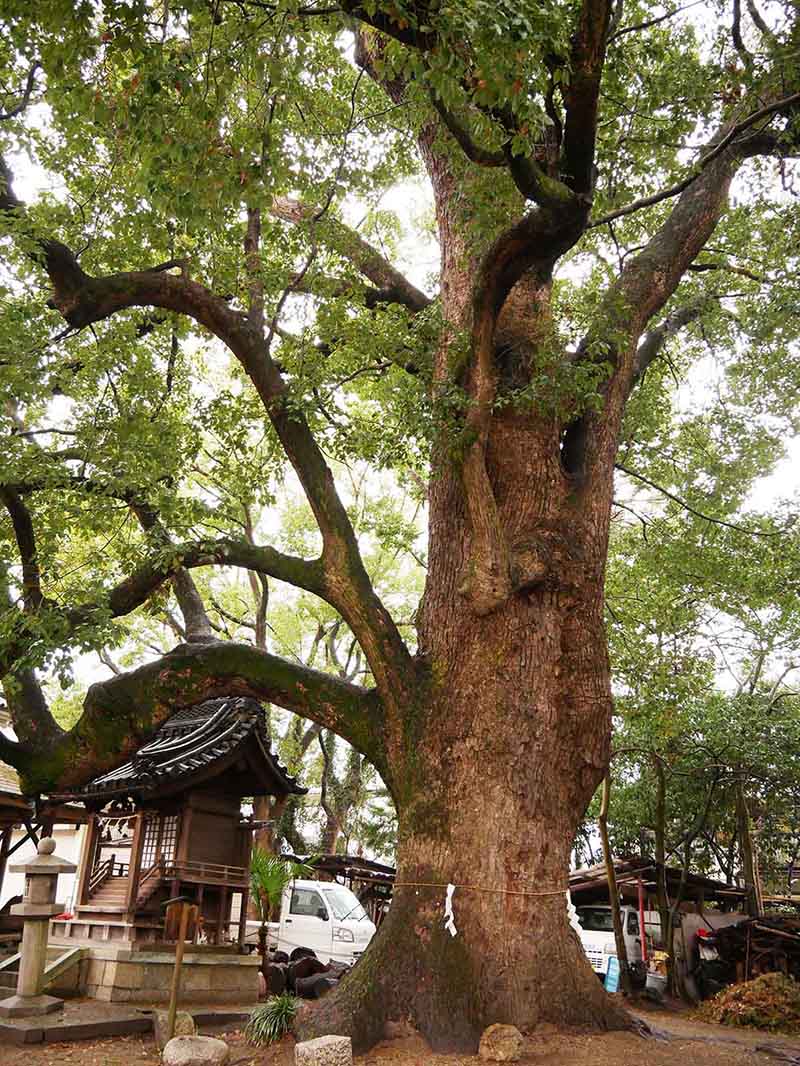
[444, 882, 458, 937]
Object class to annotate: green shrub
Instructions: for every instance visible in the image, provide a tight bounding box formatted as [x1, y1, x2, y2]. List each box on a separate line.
[245, 993, 299, 1046]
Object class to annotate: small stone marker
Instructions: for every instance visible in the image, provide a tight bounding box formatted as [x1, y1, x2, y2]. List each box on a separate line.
[478, 1023, 524, 1062]
[154, 1009, 196, 1050]
[162, 1035, 230, 1066]
[295, 1034, 353, 1066]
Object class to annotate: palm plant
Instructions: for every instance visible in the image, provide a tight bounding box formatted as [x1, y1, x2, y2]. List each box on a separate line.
[249, 848, 314, 958]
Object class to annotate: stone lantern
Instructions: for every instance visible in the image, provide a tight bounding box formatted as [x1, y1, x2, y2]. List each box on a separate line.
[0, 837, 76, 1017]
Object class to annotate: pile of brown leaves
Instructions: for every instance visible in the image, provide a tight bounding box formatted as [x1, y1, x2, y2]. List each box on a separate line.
[697, 972, 800, 1033]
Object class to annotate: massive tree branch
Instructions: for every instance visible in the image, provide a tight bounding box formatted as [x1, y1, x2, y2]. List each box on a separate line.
[430, 96, 506, 167]
[560, 0, 613, 196]
[271, 197, 431, 312]
[12, 641, 385, 795]
[0, 486, 43, 610]
[0, 577, 64, 750]
[340, 1, 437, 51]
[631, 298, 710, 384]
[128, 497, 216, 644]
[0, 63, 40, 121]
[590, 91, 800, 228]
[1, 159, 416, 708]
[568, 84, 800, 488]
[457, 201, 589, 613]
[63, 538, 325, 632]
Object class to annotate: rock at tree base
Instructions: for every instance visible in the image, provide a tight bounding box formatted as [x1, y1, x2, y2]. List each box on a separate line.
[154, 1010, 197, 1050]
[383, 1019, 417, 1040]
[289, 946, 318, 962]
[295, 1034, 353, 1065]
[478, 1024, 524, 1061]
[294, 972, 338, 998]
[266, 961, 287, 994]
[288, 955, 328, 987]
[162, 1035, 230, 1066]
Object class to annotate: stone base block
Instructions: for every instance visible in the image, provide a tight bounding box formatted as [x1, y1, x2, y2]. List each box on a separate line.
[154, 1009, 197, 1050]
[295, 1034, 353, 1066]
[0, 993, 64, 1018]
[59, 944, 260, 1005]
[163, 1035, 229, 1065]
[478, 1023, 524, 1061]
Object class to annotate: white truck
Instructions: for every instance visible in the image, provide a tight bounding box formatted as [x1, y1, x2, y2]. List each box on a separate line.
[576, 903, 662, 977]
[251, 879, 377, 965]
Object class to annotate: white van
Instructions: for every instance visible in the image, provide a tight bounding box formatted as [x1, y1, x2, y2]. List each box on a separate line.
[255, 879, 377, 965]
[576, 904, 662, 976]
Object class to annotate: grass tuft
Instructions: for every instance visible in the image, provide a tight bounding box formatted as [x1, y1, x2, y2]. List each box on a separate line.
[245, 993, 299, 1046]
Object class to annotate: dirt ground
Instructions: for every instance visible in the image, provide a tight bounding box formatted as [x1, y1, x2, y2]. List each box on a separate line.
[3, 1002, 800, 1066]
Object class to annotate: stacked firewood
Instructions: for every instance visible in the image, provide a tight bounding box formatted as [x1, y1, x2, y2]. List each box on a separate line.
[262, 947, 353, 999]
[711, 917, 800, 983]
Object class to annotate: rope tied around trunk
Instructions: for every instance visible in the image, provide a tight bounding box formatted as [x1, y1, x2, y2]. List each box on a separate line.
[391, 880, 569, 896]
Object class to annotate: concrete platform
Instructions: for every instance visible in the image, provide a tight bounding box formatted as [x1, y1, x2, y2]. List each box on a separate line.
[0, 998, 252, 1045]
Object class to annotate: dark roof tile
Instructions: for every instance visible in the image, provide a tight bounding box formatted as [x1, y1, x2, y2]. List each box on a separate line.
[65, 696, 305, 802]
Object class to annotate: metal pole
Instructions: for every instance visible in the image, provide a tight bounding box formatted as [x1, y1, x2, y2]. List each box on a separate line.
[638, 875, 648, 964]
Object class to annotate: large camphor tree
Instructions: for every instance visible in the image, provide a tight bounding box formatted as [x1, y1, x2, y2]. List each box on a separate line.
[1, 0, 799, 1050]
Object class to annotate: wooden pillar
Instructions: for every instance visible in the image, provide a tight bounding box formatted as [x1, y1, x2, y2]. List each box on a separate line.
[194, 884, 204, 943]
[125, 813, 145, 918]
[177, 803, 193, 863]
[237, 886, 249, 952]
[0, 827, 11, 902]
[75, 814, 98, 907]
[217, 887, 229, 946]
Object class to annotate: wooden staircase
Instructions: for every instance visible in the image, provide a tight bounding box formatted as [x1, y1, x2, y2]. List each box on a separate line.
[80, 856, 131, 912]
[87, 877, 130, 911]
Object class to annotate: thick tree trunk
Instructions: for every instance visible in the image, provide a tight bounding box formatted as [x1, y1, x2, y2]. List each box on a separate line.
[299, 682, 626, 1049]
[297, 133, 626, 1046]
[299, 442, 627, 1048]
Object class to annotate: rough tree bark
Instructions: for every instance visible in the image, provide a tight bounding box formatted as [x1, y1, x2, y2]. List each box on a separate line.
[1, 1, 798, 1053]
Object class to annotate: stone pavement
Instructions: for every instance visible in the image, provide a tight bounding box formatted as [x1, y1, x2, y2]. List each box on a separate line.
[0, 996, 253, 1045]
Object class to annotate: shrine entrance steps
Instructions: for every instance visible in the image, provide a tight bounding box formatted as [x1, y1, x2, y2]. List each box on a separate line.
[85, 876, 129, 912]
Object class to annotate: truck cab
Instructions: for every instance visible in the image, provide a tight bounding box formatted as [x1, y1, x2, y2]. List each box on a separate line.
[272, 879, 376, 965]
[576, 904, 661, 977]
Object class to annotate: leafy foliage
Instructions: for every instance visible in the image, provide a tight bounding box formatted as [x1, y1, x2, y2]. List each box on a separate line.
[698, 973, 800, 1033]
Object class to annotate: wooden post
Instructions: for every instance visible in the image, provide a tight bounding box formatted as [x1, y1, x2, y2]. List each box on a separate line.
[736, 779, 763, 918]
[637, 875, 648, 964]
[75, 814, 98, 907]
[217, 887, 229, 946]
[125, 813, 145, 919]
[194, 884, 204, 944]
[0, 827, 11, 901]
[237, 886, 249, 952]
[165, 901, 198, 1044]
[598, 775, 632, 996]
